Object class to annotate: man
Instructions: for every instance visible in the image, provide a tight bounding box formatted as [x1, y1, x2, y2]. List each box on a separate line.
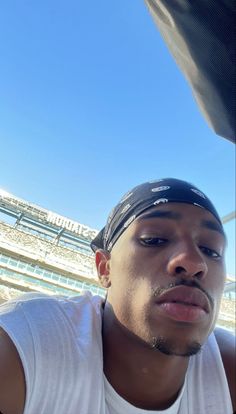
[0, 178, 235, 413]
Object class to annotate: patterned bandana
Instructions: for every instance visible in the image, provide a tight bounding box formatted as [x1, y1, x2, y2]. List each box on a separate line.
[90, 178, 222, 252]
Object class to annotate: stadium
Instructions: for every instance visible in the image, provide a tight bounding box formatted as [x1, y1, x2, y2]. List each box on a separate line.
[0, 188, 235, 333]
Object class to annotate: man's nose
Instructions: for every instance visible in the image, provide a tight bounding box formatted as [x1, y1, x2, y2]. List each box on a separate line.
[167, 243, 208, 280]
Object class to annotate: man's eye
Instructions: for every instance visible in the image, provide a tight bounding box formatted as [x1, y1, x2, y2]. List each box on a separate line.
[199, 246, 221, 258]
[139, 237, 167, 246]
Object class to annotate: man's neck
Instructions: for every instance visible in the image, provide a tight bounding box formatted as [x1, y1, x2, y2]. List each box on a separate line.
[102, 306, 189, 411]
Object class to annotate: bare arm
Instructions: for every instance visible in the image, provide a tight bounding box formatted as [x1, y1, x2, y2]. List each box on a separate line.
[0, 328, 25, 414]
[214, 327, 236, 412]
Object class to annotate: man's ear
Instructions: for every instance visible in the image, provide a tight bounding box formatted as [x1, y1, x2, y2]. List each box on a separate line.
[95, 249, 111, 288]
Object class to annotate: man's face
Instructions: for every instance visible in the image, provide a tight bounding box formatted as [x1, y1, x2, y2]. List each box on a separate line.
[100, 203, 226, 357]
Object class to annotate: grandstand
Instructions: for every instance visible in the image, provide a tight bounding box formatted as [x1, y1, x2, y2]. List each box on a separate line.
[0, 189, 105, 302]
[0, 188, 235, 333]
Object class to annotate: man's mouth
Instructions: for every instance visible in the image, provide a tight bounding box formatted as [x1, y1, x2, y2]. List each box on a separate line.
[154, 285, 211, 323]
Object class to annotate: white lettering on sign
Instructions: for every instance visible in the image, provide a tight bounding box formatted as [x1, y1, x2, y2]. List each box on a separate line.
[47, 212, 98, 241]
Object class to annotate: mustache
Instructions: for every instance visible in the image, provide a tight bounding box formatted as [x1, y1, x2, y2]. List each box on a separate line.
[152, 278, 214, 309]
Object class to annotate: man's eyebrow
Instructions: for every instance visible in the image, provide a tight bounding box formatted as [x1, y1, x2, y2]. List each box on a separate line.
[137, 211, 226, 238]
[201, 220, 226, 238]
[137, 210, 182, 221]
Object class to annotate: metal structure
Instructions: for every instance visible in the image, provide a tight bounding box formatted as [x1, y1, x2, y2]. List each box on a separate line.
[221, 211, 236, 224]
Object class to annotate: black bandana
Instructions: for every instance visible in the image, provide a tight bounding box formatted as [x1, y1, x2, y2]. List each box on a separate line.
[91, 178, 222, 252]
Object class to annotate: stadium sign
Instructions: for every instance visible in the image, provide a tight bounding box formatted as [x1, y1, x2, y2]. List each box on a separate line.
[47, 212, 97, 240]
[0, 189, 98, 241]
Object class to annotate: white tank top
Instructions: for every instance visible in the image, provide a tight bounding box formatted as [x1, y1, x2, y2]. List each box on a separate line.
[104, 374, 186, 414]
[0, 292, 233, 414]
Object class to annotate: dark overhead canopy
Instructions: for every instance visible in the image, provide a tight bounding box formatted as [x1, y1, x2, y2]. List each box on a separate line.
[145, 0, 235, 143]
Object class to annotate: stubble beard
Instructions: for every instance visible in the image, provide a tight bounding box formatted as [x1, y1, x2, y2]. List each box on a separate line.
[150, 335, 202, 357]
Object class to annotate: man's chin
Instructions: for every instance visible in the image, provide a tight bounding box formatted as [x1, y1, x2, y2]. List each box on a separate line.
[150, 336, 202, 357]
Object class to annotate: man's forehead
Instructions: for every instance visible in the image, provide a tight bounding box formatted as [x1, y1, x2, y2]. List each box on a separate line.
[135, 203, 226, 238]
[91, 178, 223, 252]
[137, 202, 211, 219]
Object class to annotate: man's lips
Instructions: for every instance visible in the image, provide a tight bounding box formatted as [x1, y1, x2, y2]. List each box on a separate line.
[155, 285, 211, 313]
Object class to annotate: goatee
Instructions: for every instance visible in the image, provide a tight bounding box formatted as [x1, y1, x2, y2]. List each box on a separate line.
[151, 336, 202, 357]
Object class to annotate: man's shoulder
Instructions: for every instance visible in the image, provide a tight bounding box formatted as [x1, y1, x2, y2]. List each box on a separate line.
[0, 292, 64, 310]
[214, 327, 236, 411]
[215, 325, 235, 339]
[0, 291, 104, 339]
[0, 291, 102, 314]
[0, 291, 104, 414]
[0, 292, 69, 326]
[214, 327, 236, 358]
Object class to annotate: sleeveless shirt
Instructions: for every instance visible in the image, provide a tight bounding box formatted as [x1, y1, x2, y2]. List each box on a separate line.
[0, 292, 233, 414]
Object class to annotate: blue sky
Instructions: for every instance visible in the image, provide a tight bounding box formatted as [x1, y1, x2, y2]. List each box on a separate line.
[0, 1, 235, 276]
